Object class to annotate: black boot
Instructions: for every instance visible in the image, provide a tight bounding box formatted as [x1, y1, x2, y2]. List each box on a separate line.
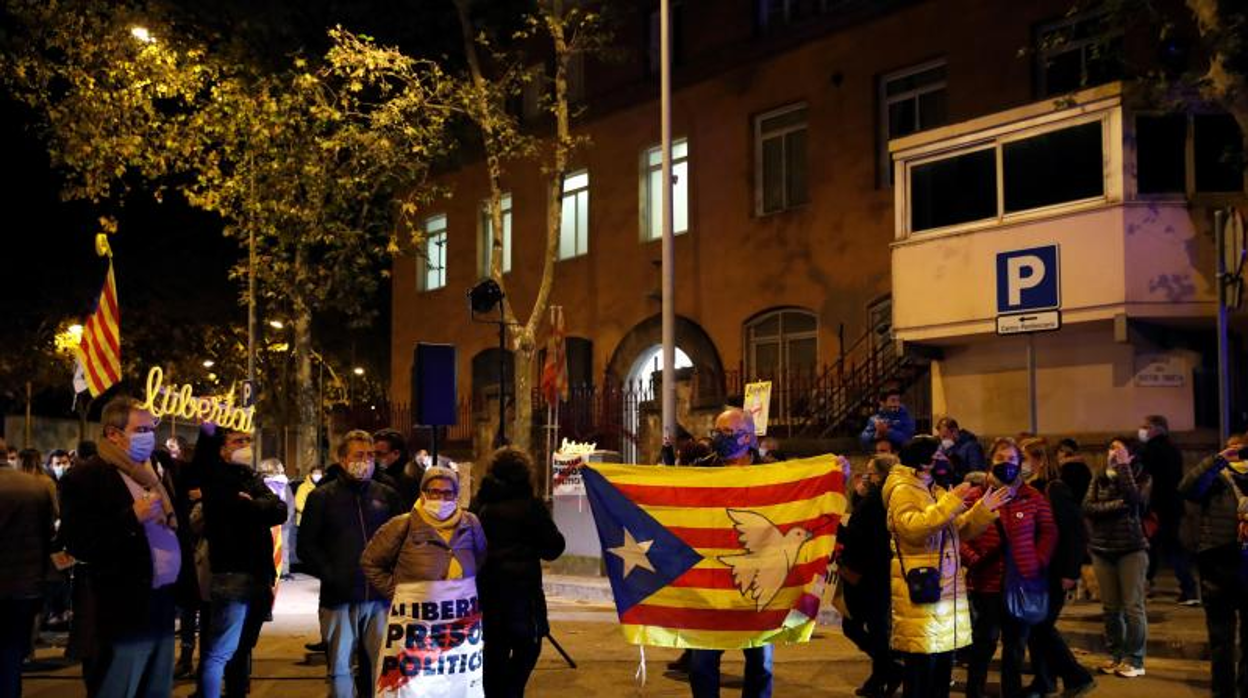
[175, 645, 195, 679]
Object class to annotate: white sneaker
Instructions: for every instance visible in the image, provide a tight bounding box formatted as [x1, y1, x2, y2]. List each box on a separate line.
[1097, 660, 1122, 674]
[1115, 665, 1146, 678]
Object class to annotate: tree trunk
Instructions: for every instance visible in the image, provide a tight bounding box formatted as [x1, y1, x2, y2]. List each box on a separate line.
[512, 343, 534, 453]
[293, 253, 318, 474]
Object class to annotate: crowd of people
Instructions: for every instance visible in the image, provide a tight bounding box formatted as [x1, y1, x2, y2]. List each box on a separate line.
[3, 389, 1248, 698]
[0, 396, 565, 698]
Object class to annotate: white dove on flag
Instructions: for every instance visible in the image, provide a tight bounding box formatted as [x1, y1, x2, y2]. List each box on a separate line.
[717, 509, 813, 611]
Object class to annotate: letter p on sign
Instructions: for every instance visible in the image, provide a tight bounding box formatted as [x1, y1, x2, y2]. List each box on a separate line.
[996, 245, 1060, 314]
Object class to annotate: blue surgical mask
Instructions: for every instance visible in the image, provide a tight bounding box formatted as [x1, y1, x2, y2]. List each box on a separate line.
[711, 431, 745, 460]
[128, 432, 157, 463]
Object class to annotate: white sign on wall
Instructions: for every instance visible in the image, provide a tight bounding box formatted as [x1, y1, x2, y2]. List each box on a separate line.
[744, 381, 772, 436]
[1134, 353, 1186, 388]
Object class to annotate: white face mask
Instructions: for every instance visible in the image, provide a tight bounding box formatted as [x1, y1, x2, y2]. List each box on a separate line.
[229, 446, 254, 466]
[1137, 428, 1151, 444]
[310, 473, 323, 484]
[346, 460, 375, 481]
[940, 438, 955, 449]
[423, 498, 457, 521]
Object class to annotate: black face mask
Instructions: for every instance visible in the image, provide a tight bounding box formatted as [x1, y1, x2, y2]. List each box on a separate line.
[992, 461, 1021, 484]
[931, 459, 955, 488]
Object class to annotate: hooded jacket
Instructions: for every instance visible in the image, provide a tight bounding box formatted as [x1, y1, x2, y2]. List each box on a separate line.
[883, 464, 995, 654]
[1083, 463, 1151, 556]
[297, 475, 401, 606]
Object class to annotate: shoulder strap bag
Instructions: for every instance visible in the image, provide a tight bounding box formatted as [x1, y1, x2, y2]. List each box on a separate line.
[995, 516, 1049, 625]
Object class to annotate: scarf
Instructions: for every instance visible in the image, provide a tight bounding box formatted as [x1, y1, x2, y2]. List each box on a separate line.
[415, 497, 463, 579]
[98, 437, 177, 530]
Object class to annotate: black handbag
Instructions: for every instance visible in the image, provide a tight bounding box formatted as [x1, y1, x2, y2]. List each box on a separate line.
[896, 527, 947, 604]
[996, 519, 1049, 625]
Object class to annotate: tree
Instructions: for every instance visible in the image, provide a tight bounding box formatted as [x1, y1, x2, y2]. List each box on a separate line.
[3, 0, 461, 470]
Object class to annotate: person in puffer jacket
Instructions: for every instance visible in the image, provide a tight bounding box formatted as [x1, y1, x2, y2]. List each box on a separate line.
[1083, 437, 1152, 679]
[883, 435, 1011, 698]
[960, 438, 1057, 698]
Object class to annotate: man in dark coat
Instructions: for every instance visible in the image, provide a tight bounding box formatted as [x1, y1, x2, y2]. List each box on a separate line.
[1139, 414, 1198, 604]
[196, 424, 288, 698]
[298, 429, 402, 698]
[0, 442, 55, 698]
[60, 397, 182, 698]
[471, 447, 566, 697]
[372, 428, 422, 510]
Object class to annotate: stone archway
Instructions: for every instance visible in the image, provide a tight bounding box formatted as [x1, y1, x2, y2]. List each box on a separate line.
[606, 314, 725, 398]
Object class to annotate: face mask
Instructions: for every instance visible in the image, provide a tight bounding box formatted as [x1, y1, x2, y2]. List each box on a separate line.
[311, 473, 323, 484]
[52, 464, 67, 478]
[758, 447, 770, 458]
[711, 431, 745, 460]
[6, 458, 15, 468]
[940, 438, 955, 450]
[230, 446, 253, 466]
[1020, 460, 1034, 478]
[423, 498, 457, 520]
[992, 461, 1021, 484]
[128, 432, 157, 463]
[1138, 428, 1151, 444]
[346, 460, 375, 481]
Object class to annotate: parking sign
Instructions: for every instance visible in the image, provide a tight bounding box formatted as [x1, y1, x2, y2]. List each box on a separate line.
[997, 245, 1060, 314]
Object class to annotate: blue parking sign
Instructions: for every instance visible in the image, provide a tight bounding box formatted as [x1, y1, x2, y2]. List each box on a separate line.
[997, 245, 1060, 314]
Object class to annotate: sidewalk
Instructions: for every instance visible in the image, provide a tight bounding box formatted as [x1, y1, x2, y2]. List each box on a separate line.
[543, 573, 1213, 660]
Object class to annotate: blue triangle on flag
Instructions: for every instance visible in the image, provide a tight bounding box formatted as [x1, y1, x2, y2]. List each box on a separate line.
[582, 466, 703, 614]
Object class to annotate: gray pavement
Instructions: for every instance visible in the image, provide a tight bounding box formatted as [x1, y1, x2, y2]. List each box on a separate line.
[22, 574, 1213, 697]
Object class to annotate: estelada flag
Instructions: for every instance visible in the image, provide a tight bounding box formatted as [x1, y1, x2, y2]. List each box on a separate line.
[539, 305, 568, 404]
[583, 455, 847, 649]
[74, 259, 121, 397]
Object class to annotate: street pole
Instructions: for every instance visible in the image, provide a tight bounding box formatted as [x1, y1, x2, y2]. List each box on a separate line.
[248, 155, 258, 468]
[24, 381, 32, 448]
[660, 0, 676, 446]
[1026, 334, 1038, 434]
[1215, 209, 1231, 444]
[497, 304, 509, 447]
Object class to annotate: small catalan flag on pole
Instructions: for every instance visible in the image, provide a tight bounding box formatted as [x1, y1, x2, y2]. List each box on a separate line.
[74, 254, 122, 398]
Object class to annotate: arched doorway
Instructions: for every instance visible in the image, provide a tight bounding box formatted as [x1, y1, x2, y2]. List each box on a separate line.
[621, 345, 693, 463]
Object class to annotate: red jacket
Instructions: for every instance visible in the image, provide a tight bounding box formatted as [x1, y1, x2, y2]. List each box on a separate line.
[960, 484, 1058, 593]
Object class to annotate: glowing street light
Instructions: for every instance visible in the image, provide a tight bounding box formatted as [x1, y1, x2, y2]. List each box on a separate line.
[269, 320, 285, 330]
[352, 367, 365, 376]
[202, 359, 215, 369]
[130, 26, 155, 44]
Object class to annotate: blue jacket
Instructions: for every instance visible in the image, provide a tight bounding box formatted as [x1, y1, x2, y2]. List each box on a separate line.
[945, 430, 986, 479]
[860, 406, 916, 449]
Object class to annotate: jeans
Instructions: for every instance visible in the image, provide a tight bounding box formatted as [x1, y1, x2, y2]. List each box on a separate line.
[1091, 550, 1148, 668]
[689, 645, 773, 698]
[1026, 579, 1093, 694]
[899, 651, 952, 698]
[967, 592, 1030, 698]
[1199, 546, 1248, 698]
[1147, 530, 1198, 599]
[199, 574, 272, 698]
[0, 598, 41, 698]
[320, 601, 389, 698]
[95, 632, 176, 698]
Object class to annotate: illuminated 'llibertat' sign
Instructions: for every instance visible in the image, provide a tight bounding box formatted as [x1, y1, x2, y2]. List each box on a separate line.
[139, 366, 256, 433]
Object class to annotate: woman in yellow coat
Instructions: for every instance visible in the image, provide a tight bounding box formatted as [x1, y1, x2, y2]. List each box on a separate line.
[883, 435, 1012, 698]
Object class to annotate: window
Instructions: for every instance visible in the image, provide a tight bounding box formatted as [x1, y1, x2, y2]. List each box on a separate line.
[755, 103, 808, 215]
[746, 308, 819, 423]
[418, 214, 447, 292]
[559, 170, 590, 259]
[756, 0, 834, 33]
[641, 138, 689, 240]
[478, 193, 512, 276]
[879, 60, 948, 186]
[566, 52, 585, 104]
[1003, 121, 1103, 212]
[1035, 9, 1123, 97]
[1136, 113, 1244, 195]
[908, 118, 1108, 233]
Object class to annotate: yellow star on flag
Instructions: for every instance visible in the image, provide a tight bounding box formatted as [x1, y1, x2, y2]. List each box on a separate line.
[608, 527, 656, 578]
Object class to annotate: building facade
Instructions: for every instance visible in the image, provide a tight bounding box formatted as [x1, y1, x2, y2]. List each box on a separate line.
[390, 0, 1245, 455]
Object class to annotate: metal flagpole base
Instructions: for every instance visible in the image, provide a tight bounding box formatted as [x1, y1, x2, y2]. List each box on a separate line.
[544, 632, 577, 668]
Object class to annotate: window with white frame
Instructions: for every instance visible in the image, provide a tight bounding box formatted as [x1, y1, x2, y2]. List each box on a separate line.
[906, 117, 1107, 234]
[879, 60, 947, 186]
[641, 138, 689, 241]
[418, 214, 447, 292]
[1035, 9, 1123, 97]
[478, 193, 512, 276]
[559, 170, 590, 259]
[755, 103, 809, 215]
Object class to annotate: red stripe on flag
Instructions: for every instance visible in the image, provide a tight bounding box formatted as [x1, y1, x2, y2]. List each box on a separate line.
[621, 604, 789, 631]
[667, 514, 841, 550]
[94, 305, 121, 358]
[85, 323, 119, 384]
[668, 556, 828, 590]
[79, 344, 108, 393]
[617, 470, 844, 508]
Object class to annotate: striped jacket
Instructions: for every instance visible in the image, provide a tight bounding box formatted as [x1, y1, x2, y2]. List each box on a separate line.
[960, 484, 1058, 593]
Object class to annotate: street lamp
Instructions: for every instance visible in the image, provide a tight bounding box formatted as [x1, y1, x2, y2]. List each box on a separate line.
[202, 359, 215, 369]
[130, 26, 155, 44]
[468, 279, 509, 447]
[268, 319, 285, 330]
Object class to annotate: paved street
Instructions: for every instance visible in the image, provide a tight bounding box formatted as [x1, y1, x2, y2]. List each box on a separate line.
[22, 575, 1211, 697]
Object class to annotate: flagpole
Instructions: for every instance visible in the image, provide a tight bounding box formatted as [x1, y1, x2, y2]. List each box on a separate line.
[660, 0, 676, 449]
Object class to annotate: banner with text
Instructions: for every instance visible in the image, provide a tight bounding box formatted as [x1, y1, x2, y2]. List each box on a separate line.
[377, 578, 484, 698]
